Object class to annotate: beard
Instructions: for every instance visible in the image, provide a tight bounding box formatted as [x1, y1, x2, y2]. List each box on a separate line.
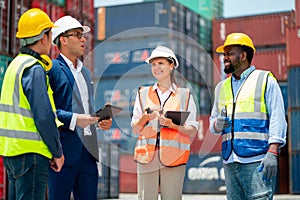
[224, 63, 234, 74]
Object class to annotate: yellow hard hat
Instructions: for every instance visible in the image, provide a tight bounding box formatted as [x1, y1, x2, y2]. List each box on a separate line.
[216, 32, 256, 53]
[16, 8, 55, 38]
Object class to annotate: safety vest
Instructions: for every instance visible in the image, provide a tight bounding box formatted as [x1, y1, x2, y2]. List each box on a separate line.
[134, 86, 191, 167]
[0, 54, 57, 159]
[217, 70, 271, 160]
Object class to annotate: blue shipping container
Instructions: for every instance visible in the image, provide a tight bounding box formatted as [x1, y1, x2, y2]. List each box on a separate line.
[289, 152, 300, 193]
[288, 67, 300, 108]
[288, 109, 300, 152]
[183, 153, 225, 194]
[95, 1, 169, 40]
[279, 82, 288, 115]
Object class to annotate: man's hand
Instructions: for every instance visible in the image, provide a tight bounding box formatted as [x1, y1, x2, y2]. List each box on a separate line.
[258, 152, 278, 182]
[76, 114, 98, 128]
[50, 154, 65, 172]
[98, 118, 112, 130]
[214, 115, 231, 132]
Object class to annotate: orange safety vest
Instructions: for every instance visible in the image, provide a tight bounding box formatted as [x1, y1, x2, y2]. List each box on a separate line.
[134, 86, 191, 167]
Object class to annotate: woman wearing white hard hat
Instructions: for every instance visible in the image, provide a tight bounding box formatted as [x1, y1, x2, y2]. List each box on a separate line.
[131, 46, 199, 199]
[47, 16, 112, 200]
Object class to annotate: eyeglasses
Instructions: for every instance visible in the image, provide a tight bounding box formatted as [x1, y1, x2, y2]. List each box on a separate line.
[62, 32, 85, 39]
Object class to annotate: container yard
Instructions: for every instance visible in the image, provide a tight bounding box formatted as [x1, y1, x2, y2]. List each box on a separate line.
[0, 0, 300, 199]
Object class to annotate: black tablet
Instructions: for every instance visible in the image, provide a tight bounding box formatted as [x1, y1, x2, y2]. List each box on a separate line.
[164, 111, 190, 126]
[93, 104, 123, 120]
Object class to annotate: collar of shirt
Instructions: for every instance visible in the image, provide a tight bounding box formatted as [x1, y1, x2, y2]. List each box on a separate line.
[60, 53, 83, 72]
[152, 82, 177, 94]
[232, 65, 256, 81]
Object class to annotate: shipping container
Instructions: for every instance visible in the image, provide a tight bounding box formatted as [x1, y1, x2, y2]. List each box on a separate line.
[0, 0, 10, 54]
[288, 109, 300, 152]
[174, 0, 223, 20]
[0, 157, 6, 200]
[10, 0, 31, 56]
[95, 1, 213, 52]
[252, 48, 288, 81]
[183, 153, 225, 194]
[0, 54, 12, 95]
[48, 0, 65, 7]
[96, 1, 169, 40]
[65, 0, 80, 17]
[289, 152, 300, 193]
[213, 11, 295, 49]
[94, 30, 213, 86]
[49, 3, 64, 22]
[119, 154, 137, 193]
[279, 82, 288, 115]
[97, 140, 120, 198]
[288, 67, 300, 108]
[286, 26, 300, 68]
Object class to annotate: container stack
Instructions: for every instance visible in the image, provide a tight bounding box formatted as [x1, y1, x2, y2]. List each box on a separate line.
[0, 157, 5, 200]
[286, 0, 300, 194]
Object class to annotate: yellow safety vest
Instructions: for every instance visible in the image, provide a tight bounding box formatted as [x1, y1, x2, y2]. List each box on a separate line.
[0, 54, 58, 158]
[134, 86, 191, 167]
[217, 69, 271, 160]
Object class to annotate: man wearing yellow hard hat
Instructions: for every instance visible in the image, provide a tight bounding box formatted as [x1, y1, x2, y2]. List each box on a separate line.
[210, 32, 287, 199]
[0, 8, 64, 199]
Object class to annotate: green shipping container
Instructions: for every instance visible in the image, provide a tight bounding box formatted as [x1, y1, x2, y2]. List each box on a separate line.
[47, 0, 65, 6]
[175, 0, 223, 20]
[0, 54, 12, 96]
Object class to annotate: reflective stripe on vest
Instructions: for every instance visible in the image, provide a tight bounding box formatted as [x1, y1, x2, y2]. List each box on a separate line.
[218, 70, 270, 160]
[0, 54, 54, 158]
[134, 86, 191, 166]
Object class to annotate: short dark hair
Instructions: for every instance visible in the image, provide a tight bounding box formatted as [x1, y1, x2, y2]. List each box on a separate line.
[240, 45, 254, 64]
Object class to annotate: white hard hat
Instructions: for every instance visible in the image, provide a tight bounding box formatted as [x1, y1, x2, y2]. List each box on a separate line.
[52, 16, 90, 45]
[145, 46, 179, 68]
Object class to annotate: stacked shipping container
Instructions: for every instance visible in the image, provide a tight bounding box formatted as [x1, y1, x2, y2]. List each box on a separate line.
[286, 1, 300, 192]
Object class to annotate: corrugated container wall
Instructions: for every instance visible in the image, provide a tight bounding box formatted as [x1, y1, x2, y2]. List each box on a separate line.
[0, 54, 13, 95]
[0, 0, 10, 54]
[288, 80, 300, 195]
[174, 0, 223, 20]
[0, 157, 6, 200]
[213, 12, 295, 50]
[95, 1, 213, 52]
[286, 26, 300, 68]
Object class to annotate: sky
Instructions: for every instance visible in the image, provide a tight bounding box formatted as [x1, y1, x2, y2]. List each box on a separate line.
[94, 0, 296, 18]
[223, 0, 295, 17]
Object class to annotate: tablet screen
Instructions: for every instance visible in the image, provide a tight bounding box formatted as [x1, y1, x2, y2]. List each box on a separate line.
[164, 111, 190, 125]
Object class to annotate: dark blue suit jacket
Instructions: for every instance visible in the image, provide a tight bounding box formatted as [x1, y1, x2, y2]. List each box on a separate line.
[47, 55, 98, 166]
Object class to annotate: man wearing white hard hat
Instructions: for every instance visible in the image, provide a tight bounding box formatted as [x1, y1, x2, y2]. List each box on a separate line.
[131, 46, 199, 199]
[47, 16, 112, 200]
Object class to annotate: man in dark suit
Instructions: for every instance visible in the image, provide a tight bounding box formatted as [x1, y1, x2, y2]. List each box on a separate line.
[47, 16, 112, 200]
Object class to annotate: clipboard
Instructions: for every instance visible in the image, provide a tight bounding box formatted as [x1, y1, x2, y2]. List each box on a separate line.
[93, 104, 123, 120]
[164, 111, 190, 126]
